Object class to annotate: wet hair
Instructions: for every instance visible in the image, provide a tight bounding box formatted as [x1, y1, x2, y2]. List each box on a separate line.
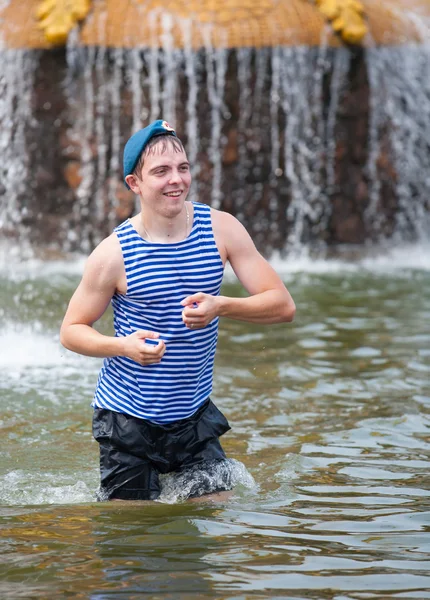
[133, 134, 185, 178]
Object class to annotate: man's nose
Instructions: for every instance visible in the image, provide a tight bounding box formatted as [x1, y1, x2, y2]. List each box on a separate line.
[169, 170, 182, 184]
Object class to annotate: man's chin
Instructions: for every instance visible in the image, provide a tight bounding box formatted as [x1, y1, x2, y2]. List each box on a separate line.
[160, 195, 189, 217]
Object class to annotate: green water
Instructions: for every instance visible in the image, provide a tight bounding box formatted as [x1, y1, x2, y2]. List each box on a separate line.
[1, 259, 430, 598]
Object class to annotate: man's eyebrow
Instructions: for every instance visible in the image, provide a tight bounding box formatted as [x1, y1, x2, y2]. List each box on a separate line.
[148, 161, 190, 173]
[148, 164, 168, 173]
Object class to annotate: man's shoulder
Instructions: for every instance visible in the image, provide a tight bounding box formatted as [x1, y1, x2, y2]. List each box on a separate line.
[94, 231, 122, 254]
[210, 207, 241, 230]
[114, 218, 134, 234]
[86, 233, 123, 276]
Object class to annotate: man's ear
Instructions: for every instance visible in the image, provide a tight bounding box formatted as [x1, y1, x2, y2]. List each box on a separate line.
[125, 174, 140, 193]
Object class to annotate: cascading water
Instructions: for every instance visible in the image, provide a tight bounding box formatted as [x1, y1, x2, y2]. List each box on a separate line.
[0, 8, 429, 255]
[366, 45, 430, 243]
[48, 36, 351, 252]
[0, 49, 37, 243]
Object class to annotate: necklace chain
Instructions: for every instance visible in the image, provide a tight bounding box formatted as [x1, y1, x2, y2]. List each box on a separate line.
[141, 203, 190, 242]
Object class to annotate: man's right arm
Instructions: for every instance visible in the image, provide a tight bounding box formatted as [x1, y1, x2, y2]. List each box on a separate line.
[60, 235, 165, 365]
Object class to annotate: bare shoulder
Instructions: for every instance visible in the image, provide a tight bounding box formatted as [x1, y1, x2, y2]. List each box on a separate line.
[211, 208, 256, 260]
[83, 232, 124, 292]
[211, 207, 242, 229]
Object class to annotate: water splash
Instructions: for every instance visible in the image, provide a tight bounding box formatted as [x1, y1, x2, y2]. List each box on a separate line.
[1, 239, 429, 281]
[0, 470, 96, 505]
[0, 461, 256, 506]
[268, 242, 430, 276]
[158, 458, 256, 504]
[0, 327, 67, 368]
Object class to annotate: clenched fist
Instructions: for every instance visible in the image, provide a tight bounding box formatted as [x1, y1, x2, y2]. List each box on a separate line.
[181, 293, 220, 330]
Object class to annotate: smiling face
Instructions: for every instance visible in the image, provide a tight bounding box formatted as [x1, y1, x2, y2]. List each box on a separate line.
[125, 137, 192, 218]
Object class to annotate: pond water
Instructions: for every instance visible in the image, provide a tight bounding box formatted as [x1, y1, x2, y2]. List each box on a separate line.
[1, 246, 430, 599]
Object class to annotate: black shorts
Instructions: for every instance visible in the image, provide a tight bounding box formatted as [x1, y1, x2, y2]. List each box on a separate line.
[92, 399, 232, 501]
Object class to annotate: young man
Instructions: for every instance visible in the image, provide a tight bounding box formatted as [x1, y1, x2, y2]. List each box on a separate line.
[60, 119, 296, 502]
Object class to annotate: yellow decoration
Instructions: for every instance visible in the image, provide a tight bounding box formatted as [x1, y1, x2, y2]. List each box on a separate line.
[318, 0, 339, 20]
[35, 0, 91, 45]
[315, 0, 368, 44]
[0, 0, 425, 50]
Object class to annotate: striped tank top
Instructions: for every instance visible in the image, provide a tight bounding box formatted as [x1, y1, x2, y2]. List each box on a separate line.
[93, 201, 224, 424]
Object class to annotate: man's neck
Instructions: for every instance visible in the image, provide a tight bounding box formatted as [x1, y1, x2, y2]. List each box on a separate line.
[132, 202, 190, 244]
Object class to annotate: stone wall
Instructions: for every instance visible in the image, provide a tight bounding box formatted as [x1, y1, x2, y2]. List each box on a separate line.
[1, 1, 430, 254]
[7, 44, 409, 255]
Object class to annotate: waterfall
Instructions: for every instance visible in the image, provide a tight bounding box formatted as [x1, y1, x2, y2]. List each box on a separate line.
[0, 49, 37, 240]
[0, 7, 429, 254]
[60, 39, 350, 252]
[366, 46, 430, 243]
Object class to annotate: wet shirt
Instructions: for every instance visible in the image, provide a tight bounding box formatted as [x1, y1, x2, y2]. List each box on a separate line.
[92, 202, 224, 424]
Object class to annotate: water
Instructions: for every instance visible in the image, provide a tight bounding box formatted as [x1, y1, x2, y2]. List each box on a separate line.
[366, 44, 430, 241]
[1, 248, 430, 598]
[0, 49, 36, 237]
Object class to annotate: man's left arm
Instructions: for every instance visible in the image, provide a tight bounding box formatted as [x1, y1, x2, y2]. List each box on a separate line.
[181, 210, 295, 327]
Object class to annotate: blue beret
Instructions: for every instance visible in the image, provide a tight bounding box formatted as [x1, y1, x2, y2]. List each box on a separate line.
[123, 120, 177, 188]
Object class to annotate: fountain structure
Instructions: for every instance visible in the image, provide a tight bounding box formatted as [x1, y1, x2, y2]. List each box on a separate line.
[0, 0, 429, 256]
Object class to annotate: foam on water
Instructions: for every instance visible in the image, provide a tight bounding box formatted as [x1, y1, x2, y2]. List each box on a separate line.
[227, 242, 430, 281]
[0, 326, 101, 403]
[157, 458, 257, 504]
[269, 243, 430, 276]
[0, 325, 98, 371]
[1, 242, 428, 282]
[0, 327, 68, 368]
[0, 244, 86, 278]
[0, 470, 96, 505]
[0, 462, 256, 506]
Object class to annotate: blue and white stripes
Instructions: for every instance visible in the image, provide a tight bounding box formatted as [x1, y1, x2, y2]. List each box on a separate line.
[93, 202, 224, 424]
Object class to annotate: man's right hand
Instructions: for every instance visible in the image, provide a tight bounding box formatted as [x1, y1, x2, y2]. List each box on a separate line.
[122, 330, 166, 365]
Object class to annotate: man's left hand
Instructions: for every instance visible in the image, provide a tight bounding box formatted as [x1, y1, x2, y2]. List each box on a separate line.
[181, 293, 219, 329]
